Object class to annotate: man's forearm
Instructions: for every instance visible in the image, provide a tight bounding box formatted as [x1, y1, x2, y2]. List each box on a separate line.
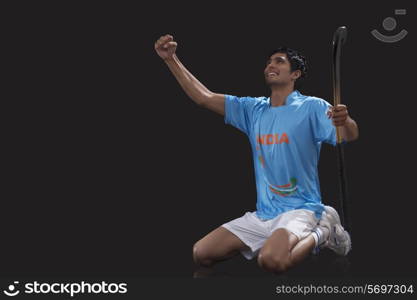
[164, 54, 212, 105]
[340, 117, 359, 142]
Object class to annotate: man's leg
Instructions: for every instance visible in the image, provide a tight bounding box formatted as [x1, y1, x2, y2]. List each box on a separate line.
[193, 226, 249, 267]
[290, 234, 317, 265]
[257, 228, 315, 274]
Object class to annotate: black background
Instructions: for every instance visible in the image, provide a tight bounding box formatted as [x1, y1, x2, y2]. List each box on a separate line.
[2, 0, 416, 286]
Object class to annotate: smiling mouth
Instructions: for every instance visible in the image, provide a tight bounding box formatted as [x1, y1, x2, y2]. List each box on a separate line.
[267, 72, 278, 77]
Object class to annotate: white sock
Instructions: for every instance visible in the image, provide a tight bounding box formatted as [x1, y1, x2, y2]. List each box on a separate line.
[312, 226, 330, 247]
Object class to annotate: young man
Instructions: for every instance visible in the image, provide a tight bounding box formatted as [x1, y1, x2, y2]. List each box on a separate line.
[155, 34, 359, 274]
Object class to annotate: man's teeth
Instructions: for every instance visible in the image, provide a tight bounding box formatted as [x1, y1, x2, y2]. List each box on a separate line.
[268, 73, 277, 76]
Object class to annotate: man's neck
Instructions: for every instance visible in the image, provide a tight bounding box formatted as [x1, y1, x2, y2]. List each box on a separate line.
[269, 85, 295, 107]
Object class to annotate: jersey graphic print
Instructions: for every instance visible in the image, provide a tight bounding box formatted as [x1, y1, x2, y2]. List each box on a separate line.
[268, 177, 298, 197]
[256, 133, 289, 145]
[256, 132, 295, 196]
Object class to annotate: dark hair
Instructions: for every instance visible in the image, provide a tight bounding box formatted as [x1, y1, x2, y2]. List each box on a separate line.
[268, 47, 308, 90]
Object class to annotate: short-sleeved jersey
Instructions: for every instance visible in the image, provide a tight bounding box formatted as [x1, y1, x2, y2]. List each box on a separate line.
[224, 90, 336, 220]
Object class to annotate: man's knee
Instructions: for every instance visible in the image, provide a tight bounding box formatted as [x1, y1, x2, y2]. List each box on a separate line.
[193, 242, 214, 267]
[257, 251, 290, 273]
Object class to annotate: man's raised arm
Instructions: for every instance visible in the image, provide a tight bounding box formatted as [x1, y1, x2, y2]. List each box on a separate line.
[155, 34, 225, 116]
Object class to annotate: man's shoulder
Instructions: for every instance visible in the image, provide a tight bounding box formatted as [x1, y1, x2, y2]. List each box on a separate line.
[242, 95, 269, 102]
[227, 95, 269, 106]
[297, 92, 325, 102]
[296, 93, 331, 107]
[253, 96, 269, 105]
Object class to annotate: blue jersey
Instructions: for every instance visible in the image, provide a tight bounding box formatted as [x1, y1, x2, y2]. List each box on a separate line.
[224, 90, 336, 220]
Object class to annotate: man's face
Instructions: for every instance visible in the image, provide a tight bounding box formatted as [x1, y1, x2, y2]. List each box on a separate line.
[264, 52, 300, 87]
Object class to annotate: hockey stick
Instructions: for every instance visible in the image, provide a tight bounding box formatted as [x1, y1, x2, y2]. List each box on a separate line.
[332, 26, 350, 232]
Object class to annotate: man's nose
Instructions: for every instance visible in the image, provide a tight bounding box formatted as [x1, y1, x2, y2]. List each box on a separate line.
[267, 61, 277, 68]
[266, 65, 276, 72]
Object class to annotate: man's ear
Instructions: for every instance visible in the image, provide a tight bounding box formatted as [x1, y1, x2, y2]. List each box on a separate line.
[291, 70, 301, 81]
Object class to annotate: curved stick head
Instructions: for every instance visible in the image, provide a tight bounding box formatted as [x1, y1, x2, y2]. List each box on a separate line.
[333, 26, 348, 46]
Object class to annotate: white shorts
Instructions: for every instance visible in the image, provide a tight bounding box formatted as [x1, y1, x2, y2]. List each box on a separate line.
[221, 209, 319, 260]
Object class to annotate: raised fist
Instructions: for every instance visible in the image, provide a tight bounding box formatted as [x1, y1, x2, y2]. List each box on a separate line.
[154, 34, 177, 61]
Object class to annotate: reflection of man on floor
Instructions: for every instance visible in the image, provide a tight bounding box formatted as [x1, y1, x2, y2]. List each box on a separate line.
[155, 34, 359, 274]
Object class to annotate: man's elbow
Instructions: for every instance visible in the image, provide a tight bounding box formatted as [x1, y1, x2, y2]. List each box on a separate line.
[195, 92, 213, 107]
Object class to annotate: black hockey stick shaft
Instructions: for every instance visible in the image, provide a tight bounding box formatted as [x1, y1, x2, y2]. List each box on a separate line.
[332, 26, 350, 232]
